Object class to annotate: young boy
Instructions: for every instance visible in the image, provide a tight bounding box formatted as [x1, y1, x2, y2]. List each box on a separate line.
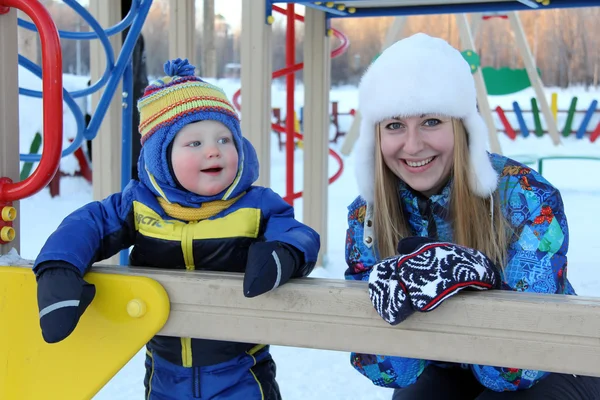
[33, 58, 320, 399]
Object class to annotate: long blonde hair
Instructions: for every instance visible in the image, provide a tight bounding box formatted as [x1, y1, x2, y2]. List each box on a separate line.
[373, 119, 509, 267]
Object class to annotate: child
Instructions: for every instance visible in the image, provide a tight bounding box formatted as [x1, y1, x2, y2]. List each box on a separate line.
[33, 58, 320, 400]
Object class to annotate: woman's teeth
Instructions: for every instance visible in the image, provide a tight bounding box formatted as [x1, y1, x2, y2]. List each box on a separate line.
[405, 157, 434, 167]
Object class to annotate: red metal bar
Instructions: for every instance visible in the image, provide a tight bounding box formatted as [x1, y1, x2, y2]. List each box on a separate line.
[591, 122, 600, 143]
[495, 106, 516, 140]
[271, 123, 344, 201]
[0, 0, 63, 202]
[285, 4, 295, 205]
[230, 5, 346, 202]
[232, 6, 349, 111]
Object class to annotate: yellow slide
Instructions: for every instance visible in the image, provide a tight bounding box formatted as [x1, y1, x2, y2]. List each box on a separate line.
[0, 266, 170, 400]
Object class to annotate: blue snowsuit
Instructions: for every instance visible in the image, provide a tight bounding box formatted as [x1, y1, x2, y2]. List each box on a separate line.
[34, 137, 320, 399]
[344, 153, 575, 392]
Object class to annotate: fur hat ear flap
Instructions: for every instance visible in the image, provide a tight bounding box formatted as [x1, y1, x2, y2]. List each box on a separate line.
[354, 116, 377, 204]
[463, 113, 499, 197]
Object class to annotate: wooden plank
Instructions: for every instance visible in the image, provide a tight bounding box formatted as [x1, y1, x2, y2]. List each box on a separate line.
[86, 265, 600, 377]
[0, 8, 21, 254]
[456, 13, 502, 154]
[508, 11, 561, 145]
[169, 0, 195, 64]
[89, 0, 122, 265]
[241, 1, 272, 187]
[303, 9, 330, 265]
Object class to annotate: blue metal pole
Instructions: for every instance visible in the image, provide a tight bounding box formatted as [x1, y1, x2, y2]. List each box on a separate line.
[119, 61, 134, 266]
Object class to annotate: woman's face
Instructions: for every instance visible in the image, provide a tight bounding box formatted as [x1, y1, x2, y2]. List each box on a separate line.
[379, 115, 454, 197]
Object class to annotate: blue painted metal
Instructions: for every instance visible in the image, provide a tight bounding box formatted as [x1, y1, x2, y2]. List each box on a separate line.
[85, 0, 151, 143]
[20, 0, 118, 100]
[515, 0, 540, 7]
[513, 101, 530, 138]
[274, 0, 600, 19]
[17, 0, 151, 163]
[121, 62, 133, 193]
[576, 100, 598, 139]
[120, 61, 134, 266]
[18, 55, 86, 162]
[17, 0, 139, 40]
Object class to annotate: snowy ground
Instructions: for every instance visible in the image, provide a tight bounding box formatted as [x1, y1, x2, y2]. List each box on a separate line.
[9, 69, 600, 399]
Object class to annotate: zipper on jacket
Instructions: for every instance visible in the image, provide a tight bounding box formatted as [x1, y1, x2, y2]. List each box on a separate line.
[180, 221, 196, 367]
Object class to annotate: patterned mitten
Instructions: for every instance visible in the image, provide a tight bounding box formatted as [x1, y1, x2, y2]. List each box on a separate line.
[368, 256, 414, 325]
[395, 236, 501, 312]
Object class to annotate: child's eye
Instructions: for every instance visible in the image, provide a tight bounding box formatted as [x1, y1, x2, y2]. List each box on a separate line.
[423, 119, 442, 127]
[385, 122, 403, 130]
[218, 137, 231, 144]
[188, 141, 202, 147]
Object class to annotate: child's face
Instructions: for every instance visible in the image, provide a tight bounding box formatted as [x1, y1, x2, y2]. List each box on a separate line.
[378, 115, 454, 197]
[171, 120, 239, 196]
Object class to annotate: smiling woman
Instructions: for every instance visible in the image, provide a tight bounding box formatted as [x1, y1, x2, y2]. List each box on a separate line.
[343, 32, 600, 399]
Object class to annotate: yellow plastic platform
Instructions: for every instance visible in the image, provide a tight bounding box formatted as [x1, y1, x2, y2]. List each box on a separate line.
[0, 266, 170, 400]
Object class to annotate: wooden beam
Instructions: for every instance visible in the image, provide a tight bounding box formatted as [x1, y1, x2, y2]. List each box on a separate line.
[202, 0, 216, 77]
[89, 0, 122, 265]
[303, 9, 330, 265]
[508, 11, 561, 146]
[456, 13, 502, 154]
[241, 2, 272, 187]
[0, 8, 21, 254]
[168, 0, 195, 64]
[86, 265, 600, 377]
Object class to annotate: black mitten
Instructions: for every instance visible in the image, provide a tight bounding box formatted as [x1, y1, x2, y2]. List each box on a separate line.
[368, 256, 414, 325]
[243, 241, 303, 298]
[395, 237, 501, 312]
[35, 262, 96, 343]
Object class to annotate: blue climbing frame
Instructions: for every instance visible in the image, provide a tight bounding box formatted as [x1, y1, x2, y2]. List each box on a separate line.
[17, 0, 153, 265]
[266, 0, 600, 21]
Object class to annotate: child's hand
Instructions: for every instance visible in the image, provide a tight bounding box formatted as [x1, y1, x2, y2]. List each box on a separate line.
[35, 262, 96, 343]
[243, 241, 302, 298]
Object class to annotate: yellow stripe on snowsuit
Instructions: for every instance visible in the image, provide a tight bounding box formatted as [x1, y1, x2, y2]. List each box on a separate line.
[246, 348, 265, 400]
[181, 337, 193, 368]
[146, 350, 155, 400]
[133, 201, 261, 241]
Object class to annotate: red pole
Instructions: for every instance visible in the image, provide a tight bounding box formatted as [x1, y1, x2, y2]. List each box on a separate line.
[0, 0, 63, 202]
[284, 4, 295, 205]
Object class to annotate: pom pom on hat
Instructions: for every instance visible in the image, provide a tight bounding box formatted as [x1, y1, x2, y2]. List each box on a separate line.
[163, 58, 196, 77]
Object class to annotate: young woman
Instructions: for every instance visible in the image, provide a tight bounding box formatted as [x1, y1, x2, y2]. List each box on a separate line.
[344, 33, 600, 399]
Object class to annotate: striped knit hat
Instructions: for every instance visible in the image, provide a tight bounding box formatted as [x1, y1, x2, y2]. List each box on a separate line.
[137, 58, 242, 189]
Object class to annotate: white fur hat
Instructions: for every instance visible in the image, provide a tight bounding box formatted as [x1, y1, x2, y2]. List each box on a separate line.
[355, 33, 498, 204]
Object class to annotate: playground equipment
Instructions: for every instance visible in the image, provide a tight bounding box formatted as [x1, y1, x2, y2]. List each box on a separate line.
[1, 265, 169, 400]
[496, 94, 600, 142]
[4, 0, 151, 263]
[272, 101, 355, 150]
[2, 1, 600, 398]
[233, 4, 346, 205]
